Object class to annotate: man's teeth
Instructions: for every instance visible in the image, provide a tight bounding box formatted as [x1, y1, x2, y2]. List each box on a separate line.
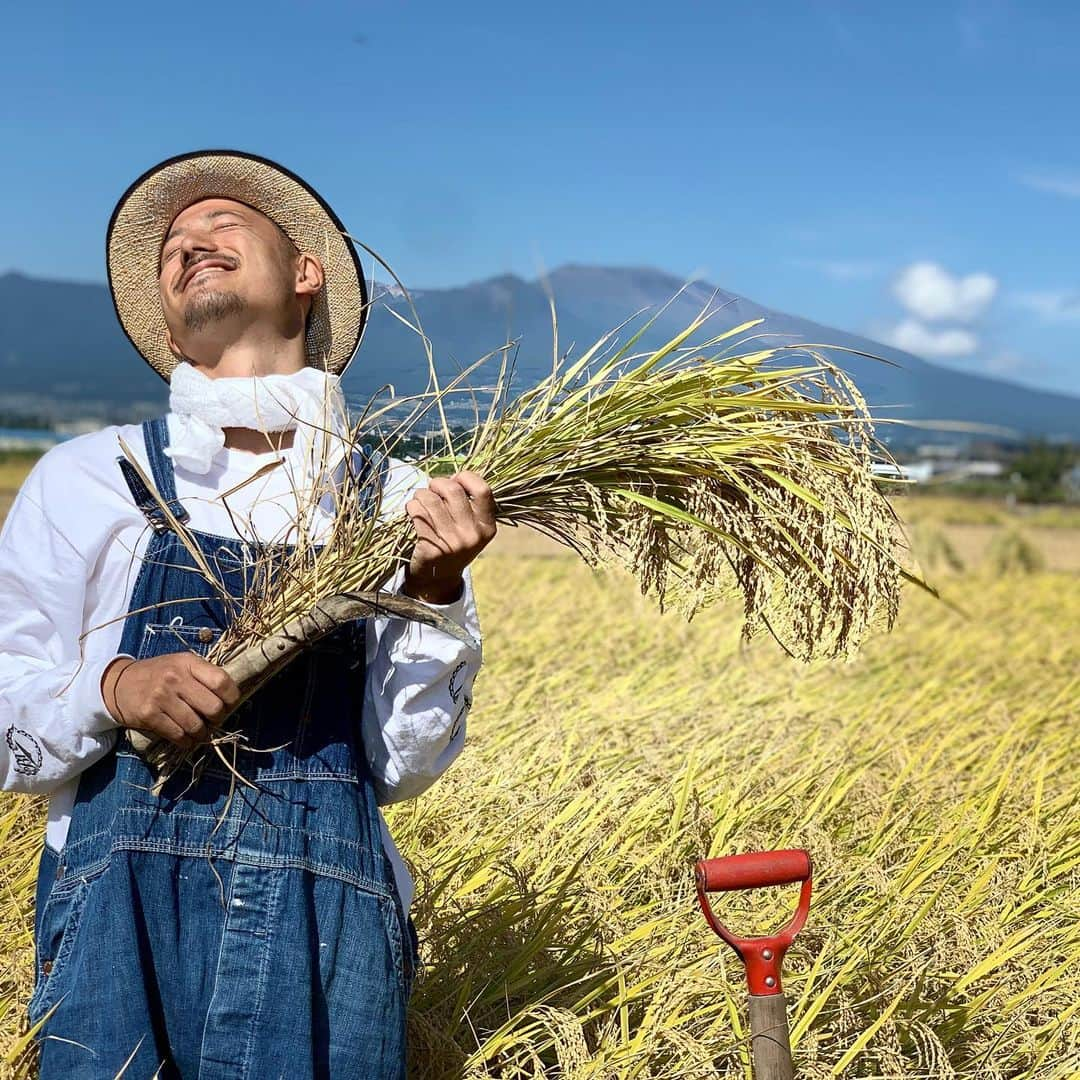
[189, 266, 228, 286]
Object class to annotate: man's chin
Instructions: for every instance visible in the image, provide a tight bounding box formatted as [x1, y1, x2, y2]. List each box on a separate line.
[182, 288, 247, 333]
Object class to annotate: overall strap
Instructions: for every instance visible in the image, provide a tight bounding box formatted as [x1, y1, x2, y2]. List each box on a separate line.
[116, 416, 191, 534]
[357, 441, 391, 518]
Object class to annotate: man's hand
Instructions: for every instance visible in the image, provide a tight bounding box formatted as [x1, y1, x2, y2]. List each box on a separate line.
[101, 654, 242, 749]
[403, 470, 497, 604]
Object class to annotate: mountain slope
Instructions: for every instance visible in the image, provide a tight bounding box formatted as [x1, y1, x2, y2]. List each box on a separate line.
[1, 267, 1076, 440]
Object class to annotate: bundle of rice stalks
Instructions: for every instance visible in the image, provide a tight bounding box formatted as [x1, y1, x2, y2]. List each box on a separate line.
[117, 290, 934, 788]
[985, 528, 1047, 574]
[912, 523, 966, 574]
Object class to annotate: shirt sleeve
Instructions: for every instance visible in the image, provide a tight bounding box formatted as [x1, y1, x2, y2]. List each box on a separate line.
[0, 460, 124, 794]
[360, 459, 483, 805]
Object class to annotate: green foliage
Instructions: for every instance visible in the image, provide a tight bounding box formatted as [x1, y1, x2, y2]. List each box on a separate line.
[0, 455, 40, 494]
[1011, 440, 1076, 503]
[0, 413, 52, 431]
[0, 450, 44, 468]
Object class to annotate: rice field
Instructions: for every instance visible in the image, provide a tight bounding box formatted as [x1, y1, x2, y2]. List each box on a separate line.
[0, 483, 1077, 1078]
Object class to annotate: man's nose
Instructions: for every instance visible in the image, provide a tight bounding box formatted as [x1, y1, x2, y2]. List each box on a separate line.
[179, 229, 221, 266]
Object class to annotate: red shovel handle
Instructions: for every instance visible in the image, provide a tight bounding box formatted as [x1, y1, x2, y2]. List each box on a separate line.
[695, 848, 812, 996]
[698, 849, 810, 892]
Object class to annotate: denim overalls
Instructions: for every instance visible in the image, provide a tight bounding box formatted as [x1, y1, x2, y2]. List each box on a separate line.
[28, 415, 417, 1079]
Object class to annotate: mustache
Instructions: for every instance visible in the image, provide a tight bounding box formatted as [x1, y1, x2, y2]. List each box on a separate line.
[178, 254, 238, 292]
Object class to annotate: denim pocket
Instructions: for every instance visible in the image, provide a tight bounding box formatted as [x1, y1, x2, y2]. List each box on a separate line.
[405, 915, 421, 1000]
[137, 621, 224, 661]
[27, 859, 109, 1028]
[377, 893, 413, 1001]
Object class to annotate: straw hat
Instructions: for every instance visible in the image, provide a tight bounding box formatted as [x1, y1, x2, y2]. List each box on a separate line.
[106, 149, 369, 381]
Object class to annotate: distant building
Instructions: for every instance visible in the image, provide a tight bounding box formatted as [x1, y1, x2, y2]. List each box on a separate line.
[876, 458, 1005, 484]
[871, 461, 933, 483]
[926, 459, 1006, 481]
[954, 461, 1005, 478]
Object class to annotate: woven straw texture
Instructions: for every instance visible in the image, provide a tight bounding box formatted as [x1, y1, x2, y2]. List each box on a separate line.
[106, 151, 368, 381]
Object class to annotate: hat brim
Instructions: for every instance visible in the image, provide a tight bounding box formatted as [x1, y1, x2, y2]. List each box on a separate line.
[106, 149, 369, 381]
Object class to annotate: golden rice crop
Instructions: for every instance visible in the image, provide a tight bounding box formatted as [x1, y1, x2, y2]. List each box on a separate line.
[397, 539, 1079, 1079]
[2, 514, 1076, 1078]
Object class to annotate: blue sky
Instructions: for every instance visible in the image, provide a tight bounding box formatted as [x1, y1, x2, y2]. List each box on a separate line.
[2, 0, 1078, 396]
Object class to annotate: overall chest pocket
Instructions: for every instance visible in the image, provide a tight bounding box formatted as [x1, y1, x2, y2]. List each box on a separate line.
[136, 621, 224, 661]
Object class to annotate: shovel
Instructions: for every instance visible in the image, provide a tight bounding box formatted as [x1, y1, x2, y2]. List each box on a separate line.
[695, 849, 813, 1080]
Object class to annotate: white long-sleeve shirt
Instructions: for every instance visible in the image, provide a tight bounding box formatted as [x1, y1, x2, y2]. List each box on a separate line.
[0, 418, 481, 918]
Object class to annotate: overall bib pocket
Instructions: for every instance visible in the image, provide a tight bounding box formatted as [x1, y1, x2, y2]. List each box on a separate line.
[137, 621, 224, 661]
[27, 858, 111, 1027]
[122, 622, 226, 755]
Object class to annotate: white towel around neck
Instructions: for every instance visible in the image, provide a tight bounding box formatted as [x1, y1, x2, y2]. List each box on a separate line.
[164, 362, 351, 477]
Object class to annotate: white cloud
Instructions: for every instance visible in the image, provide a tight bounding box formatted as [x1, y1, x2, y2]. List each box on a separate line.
[1012, 289, 1080, 321]
[893, 262, 998, 323]
[1019, 172, 1080, 199]
[790, 257, 882, 281]
[881, 319, 979, 359]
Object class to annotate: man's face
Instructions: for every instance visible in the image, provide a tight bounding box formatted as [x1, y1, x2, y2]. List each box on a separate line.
[157, 196, 318, 359]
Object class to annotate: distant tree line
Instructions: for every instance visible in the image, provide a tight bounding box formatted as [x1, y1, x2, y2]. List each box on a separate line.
[1010, 440, 1077, 503]
[897, 438, 1079, 504]
[0, 410, 53, 430]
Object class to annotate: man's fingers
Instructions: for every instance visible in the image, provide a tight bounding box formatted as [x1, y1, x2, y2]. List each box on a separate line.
[177, 678, 228, 726]
[410, 489, 454, 530]
[407, 494, 454, 543]
[451, 471, 497, 527]
[160, 698, 206, 747]
[189, 657, 241, 706]
[428, 475, 472, 517]
[154, 717, 190, 745]
[405, 508, 453, 555]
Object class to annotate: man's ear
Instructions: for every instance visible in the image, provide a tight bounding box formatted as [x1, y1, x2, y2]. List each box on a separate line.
[295, 253, 324, 300]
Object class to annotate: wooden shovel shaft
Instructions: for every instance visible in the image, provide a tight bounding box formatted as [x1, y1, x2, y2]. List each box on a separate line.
[126, 589, 478, 765]
[748, 993, 793, 1080]
[126, 595, 357, 759]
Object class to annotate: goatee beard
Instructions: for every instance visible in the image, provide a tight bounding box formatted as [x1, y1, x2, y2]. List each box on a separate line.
[183, 289, 247, 333]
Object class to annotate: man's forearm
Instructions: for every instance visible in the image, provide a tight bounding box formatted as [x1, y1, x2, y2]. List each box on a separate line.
[401, 568, 464, 606]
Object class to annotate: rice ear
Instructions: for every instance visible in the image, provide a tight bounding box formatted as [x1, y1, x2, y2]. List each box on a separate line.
[124, 290, 939, 784]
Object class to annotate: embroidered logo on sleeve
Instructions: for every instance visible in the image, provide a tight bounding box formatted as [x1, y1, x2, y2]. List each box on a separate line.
[450, 692, 472, 741]
[5, 725, 43, 775]
[448, 661, 468, 704]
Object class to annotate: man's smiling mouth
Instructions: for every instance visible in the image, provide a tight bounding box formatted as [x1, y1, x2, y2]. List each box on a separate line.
[190, 267, 226, 286]
[180, 261, 235, 292]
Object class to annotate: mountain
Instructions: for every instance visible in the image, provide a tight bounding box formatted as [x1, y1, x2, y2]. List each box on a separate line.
[1, 266, 1077, 441]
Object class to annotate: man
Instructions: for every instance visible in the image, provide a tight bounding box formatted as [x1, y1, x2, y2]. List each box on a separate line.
[0, 149, 495, 1077]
